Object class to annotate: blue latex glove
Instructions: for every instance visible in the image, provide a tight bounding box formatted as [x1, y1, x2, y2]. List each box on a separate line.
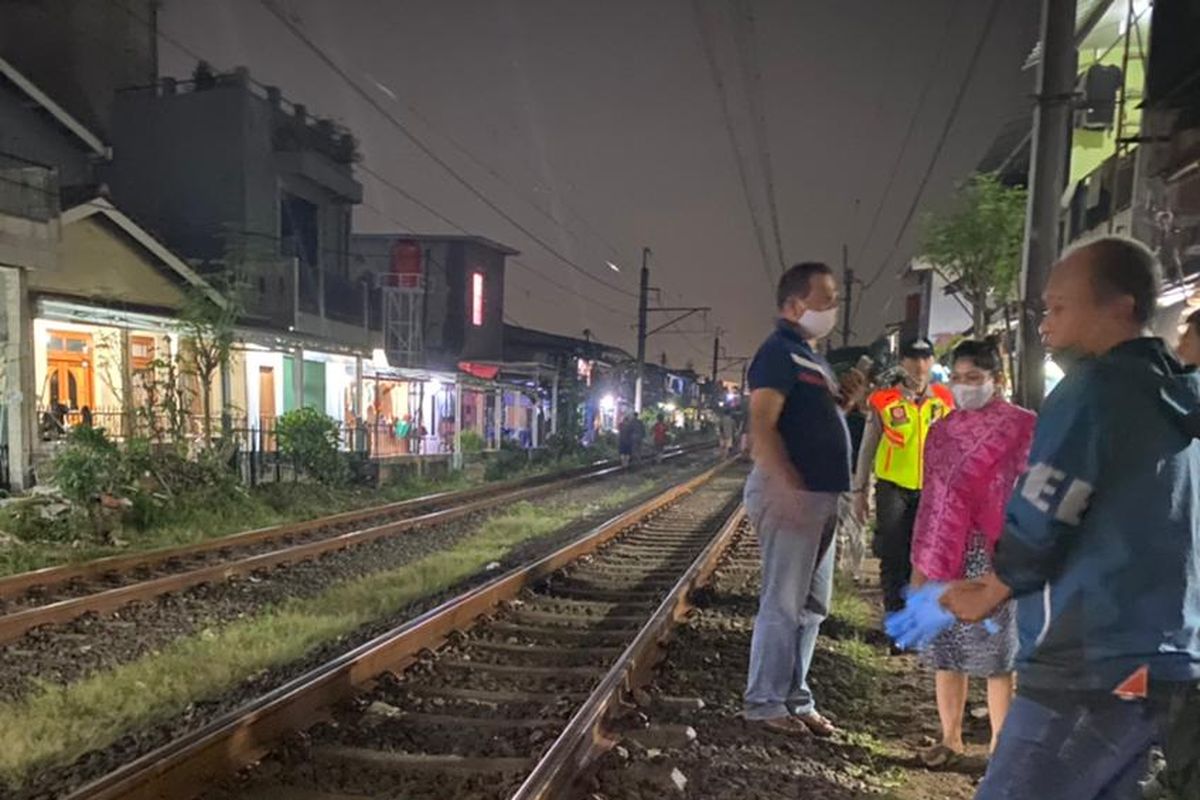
[885, 584, 1003, 651]
[884, 582, 955, 651]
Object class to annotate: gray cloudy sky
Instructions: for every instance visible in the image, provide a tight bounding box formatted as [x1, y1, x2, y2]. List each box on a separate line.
[162, 0, 1040, 378]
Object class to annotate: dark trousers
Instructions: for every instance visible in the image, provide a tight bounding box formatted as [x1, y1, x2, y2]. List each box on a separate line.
[873, 479, 921, 613]
[978, 683, 1200, 799]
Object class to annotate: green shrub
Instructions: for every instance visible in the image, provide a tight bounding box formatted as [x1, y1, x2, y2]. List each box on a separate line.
[484, 443, 530, 482]
[275, 407, 346, 485]
[589, 431, 619, 461]
[50, 427, 124, 507]
[543, 430, 583, 462]
[459, 430, 486, 453]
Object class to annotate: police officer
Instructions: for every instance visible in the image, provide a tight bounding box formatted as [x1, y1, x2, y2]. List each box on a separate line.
[853, 337, 954, 613]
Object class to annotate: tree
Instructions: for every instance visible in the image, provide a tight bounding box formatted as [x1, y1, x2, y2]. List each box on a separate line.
[178, 278, 240, 446]
[918, 172, 1027, 336]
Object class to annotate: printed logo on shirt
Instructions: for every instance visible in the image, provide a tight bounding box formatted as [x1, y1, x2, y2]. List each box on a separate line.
[1020, 462, 1094, 525]
[789, 352, 838, 394]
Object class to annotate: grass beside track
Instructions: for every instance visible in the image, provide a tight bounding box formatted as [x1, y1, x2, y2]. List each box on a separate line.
[0, 481, 654, 787]
[0, 473, 477, 578]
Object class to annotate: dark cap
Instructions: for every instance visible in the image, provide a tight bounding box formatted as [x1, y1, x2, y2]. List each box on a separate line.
[900, 337, 934, 359]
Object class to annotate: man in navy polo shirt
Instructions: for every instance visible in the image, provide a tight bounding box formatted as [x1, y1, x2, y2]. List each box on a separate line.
[743, 261, 866, 736]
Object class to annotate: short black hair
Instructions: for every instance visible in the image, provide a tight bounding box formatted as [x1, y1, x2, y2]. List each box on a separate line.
[951, 337, 1003, 375]
[1077, 236, 1162, 325]
[777, 262, 834, 309]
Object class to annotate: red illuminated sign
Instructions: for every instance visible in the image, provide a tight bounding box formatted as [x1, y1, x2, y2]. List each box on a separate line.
[471, 271, 485, 326]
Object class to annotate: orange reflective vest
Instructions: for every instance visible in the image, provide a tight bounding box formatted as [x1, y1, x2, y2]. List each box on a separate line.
[868, 384, 955, 490]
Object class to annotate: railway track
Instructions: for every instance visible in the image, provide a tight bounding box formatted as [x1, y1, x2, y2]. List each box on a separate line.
[0, 444, 710, 645]
[64, 460, 749, 800]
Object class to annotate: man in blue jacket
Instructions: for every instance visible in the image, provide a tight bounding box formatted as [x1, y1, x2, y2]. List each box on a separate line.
[942, 237, 1200, 799]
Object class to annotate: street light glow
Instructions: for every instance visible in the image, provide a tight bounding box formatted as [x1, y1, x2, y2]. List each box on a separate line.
[600, 393, 616, 411]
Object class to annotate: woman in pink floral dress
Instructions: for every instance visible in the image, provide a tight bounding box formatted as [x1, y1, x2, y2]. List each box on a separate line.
[910, 339, 1036, 767]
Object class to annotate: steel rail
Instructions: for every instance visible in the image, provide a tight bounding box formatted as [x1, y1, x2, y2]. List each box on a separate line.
[0, 443, 707, 601]
[64, 460, 732, 800]
[510, 504, 746, 799]
[0, 445, 710, 645]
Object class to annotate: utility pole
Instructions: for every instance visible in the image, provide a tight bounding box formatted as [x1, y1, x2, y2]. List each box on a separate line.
[841, 242, 853, 347]
[1017, 0, 1076, 410]
[635, 247, 650, 413]
[711, 330, 721, 383]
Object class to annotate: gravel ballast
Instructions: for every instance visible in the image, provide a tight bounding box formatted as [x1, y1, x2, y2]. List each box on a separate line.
[2, 455, 715, 800]
[584, 518, 986, 800]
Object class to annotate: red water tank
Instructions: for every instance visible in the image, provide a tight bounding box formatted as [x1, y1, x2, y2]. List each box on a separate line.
[389, 240, 423, 287]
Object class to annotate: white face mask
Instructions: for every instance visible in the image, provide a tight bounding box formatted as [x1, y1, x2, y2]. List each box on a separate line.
[796, 307, 838, 340]
[951, 380, 995, 411]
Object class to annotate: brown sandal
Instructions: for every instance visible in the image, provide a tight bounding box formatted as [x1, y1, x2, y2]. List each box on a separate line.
[793, 711, 838, 738]
[919, 743, 965, 769]
[754, 715, 813, 737]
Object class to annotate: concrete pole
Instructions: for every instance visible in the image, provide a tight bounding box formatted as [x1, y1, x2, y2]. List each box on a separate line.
[353, 356, 364, 419]
[550, 370, 559, 435]
[452, 377, 463, 470]
[3, 269, 33, 491]
[293, 347, 305, 410]
[220, 357, 232, 437]
[1017, 0, 1077, 410]
[842, 244, 853, 347]
[493, 386, 503, 450]
[634, 247, 650, 413]
[120, 328, 134, 440]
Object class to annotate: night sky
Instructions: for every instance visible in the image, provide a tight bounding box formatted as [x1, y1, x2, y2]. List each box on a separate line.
[162, 0, 1040, 378]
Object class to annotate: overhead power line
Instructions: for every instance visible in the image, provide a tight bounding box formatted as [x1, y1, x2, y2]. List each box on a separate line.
[853, 1, 959, 271]
[732, 0, 785, 271]
[691, 0, 776, 292]
[257, 0, 639, 301]
[104, 0, 636, 324]
[853, 0, 1005, 328]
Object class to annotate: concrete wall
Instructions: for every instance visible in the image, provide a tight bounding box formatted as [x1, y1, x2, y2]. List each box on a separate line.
[459, 241, 506, 362]
[0, 84, 94, 191]
[105, 79, 363, 330]
[0, 0, 157, 139]
[105, 83, 251, 262]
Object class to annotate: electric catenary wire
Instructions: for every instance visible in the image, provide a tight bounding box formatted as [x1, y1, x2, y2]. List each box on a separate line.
[853, 0, 1004, 330]
[853, 1, 959, 272]
[732, 0, 785, 272]
[257, 0, 640, 302]
[106, 0, 637, 324]
[691, 0, 777, 293]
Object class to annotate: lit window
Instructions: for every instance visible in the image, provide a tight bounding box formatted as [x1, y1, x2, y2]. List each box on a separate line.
[471, 271, 485, 326]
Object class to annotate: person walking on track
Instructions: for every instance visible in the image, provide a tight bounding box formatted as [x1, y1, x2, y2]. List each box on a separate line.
[940, 237, 1200, 800]
[908, 338, 1035, 767]
[742, 261, 866, 737]
[853, 337, 954, 615]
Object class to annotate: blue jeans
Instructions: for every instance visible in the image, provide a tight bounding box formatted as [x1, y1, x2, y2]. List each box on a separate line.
[743, 468, 838, 720]
[977, 692, 1164, 799]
